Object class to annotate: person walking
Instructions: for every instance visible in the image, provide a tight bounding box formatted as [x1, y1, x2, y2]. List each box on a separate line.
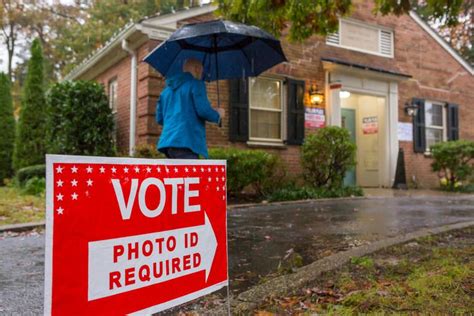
[156, 58, 225, 159]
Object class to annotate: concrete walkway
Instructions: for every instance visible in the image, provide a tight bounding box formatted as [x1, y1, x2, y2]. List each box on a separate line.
[1, 192, 473, 314]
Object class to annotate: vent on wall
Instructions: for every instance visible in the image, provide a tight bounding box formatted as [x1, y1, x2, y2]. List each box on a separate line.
[326, 32, 340, 45]
[380, 30, 393, 56]
[325, 19, 394, 58]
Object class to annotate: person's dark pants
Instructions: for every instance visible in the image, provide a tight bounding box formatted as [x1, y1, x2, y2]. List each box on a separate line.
[164, 147, 199, 159]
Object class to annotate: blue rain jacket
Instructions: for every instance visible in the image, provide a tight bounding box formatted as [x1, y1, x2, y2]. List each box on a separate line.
[156, 72, 220, 158]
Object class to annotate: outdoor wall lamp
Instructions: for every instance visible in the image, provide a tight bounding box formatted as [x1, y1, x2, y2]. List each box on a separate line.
[404, 101, 418, 117]
[309, 84, 324, 106]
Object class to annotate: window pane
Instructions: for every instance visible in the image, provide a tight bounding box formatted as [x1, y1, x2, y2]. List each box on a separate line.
[250, 78, 281, 110]
[426, 128, 443, 149]
[250, 109, 281, 139]
[109, 80, 118, 113]
[425, 103, 443, 127]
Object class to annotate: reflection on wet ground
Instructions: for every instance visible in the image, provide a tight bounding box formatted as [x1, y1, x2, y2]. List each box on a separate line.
[227, 195, 474, 293]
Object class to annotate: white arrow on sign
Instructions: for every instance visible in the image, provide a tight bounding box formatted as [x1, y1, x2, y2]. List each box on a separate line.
[88, 213, 217, 301]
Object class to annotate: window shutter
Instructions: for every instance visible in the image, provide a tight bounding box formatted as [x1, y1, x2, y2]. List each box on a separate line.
[413, 98, 426, 153]
[446, 103, 459, 141]
[287, 79, 305, 145]
[228, 79, 249, 142]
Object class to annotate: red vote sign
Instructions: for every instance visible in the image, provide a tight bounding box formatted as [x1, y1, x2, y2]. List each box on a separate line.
[44, 155, 228, 315]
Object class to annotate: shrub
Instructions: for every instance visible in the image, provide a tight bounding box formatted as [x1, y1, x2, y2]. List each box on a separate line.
[15, 164, 46, 187]
[13, 39, 47, 170]
[431, 140, 474, 190]
[268, 184, 363, 202]
[22, 177, 46, 196]
[0, 73, 15, 183]
[301, 126, 356, 189]
[133, 144, 165, 159]
[46, 80, 115, 156]
[209, 148, 285, 196]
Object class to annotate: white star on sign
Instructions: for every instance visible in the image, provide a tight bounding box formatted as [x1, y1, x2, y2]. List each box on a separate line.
[100, 166, 105, 173]
[200, 167, 204, 172]
[185, 167, 189, 172]
[156, 166, 161, 172]
[56, 193, 64, 201]
[57, 207, 64, 215]
[71, 192, 78, 200]
[123, 167, 129, 173]
[222, 185, 226, 190]
[86, 179, 93, 186]
[208, 177, 212, 182]
[56, 180, 63, 187]
[217, 186, 220, 191]
[222, 176, 225, 181]
[215, 167, 219, 172]
[174, 167, 178, 173]
[56, 166, 63, 173]
[216, 177, 219, 182]
[222, 195, 226, 200]
[208, 167, 211, 172]
[86, 166, 93, 173]
[193, 167, 197, 172]
[111, 167, 117, 173]
[134, 166, 140, 173]
[71, 166, 78, 173]
[165, 167, 170, 173]
[146, 167, 151, 173]
[221, 167, 225, 172]
[71, 179, 78, 187]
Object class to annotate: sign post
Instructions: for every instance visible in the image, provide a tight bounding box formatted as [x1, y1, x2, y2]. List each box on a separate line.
[44, 155, 228, 315]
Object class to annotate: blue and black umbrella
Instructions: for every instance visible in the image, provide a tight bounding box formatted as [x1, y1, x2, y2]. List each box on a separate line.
[144, 19, 288, 107]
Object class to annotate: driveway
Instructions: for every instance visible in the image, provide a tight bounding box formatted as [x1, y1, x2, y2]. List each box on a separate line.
[1, 192, 474, 314]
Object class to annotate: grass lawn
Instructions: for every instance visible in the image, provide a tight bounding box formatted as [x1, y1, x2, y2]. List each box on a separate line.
[0, 186, 45, 226]
[256, 227, 474, 314]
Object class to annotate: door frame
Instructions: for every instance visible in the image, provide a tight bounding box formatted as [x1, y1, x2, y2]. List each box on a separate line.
[325, 71, 398, 188]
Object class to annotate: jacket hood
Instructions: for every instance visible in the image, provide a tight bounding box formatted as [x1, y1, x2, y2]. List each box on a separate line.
[165, 72, 194, 90]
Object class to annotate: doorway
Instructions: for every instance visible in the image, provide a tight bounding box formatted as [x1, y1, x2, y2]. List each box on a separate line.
[341, 92, 387, 187]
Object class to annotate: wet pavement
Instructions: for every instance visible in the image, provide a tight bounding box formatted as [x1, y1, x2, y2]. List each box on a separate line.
[1, 193, 474, 313]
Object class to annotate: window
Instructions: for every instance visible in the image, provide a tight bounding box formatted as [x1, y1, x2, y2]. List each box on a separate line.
[413, 98, 459, 154]
[108, 78, 118, 114]
[249, 77, 283, 141]
[228, 77, 304, 145]
[108, 78, 118, 142]
[425, 101, 446, 149]
[326, 19, 394, 58]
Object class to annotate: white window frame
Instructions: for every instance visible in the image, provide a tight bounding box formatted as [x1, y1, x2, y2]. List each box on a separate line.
[425, 100, 447, 152]
[248, 76, 285, 144]
[108, 78, 118, 115]
[326, 18, 394, 58]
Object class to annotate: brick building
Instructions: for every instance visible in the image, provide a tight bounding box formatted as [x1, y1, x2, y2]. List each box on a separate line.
[65, 3, 474, 188]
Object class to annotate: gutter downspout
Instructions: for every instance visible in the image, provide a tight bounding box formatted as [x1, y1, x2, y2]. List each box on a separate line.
[121, 39, 137, 156]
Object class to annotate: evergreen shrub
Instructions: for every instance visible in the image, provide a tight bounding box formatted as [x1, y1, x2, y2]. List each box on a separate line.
[301, 126, 356, 189]
[46, 80, 115, 156]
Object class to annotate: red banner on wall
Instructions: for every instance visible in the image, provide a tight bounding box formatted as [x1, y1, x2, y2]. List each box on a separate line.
[44, 155, 228, 315]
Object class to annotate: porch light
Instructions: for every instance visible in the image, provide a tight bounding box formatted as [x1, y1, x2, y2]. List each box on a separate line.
[404, 101, 418, 117]
[340, 90, 351, 99]
[309, 84, 324, 105]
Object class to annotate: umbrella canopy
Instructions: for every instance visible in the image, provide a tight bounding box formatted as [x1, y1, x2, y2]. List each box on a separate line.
[143, 19, 287, 81]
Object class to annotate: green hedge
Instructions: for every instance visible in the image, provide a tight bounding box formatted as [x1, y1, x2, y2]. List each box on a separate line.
[431, 140, 474, 190]
[133, 144, 166, 159]
[268, 184, 363, 202]
[209, 148, 285, 196]
[16, 164, 46, 187]
[46, 80, 115, 156]
[301, 126, 356, 189]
